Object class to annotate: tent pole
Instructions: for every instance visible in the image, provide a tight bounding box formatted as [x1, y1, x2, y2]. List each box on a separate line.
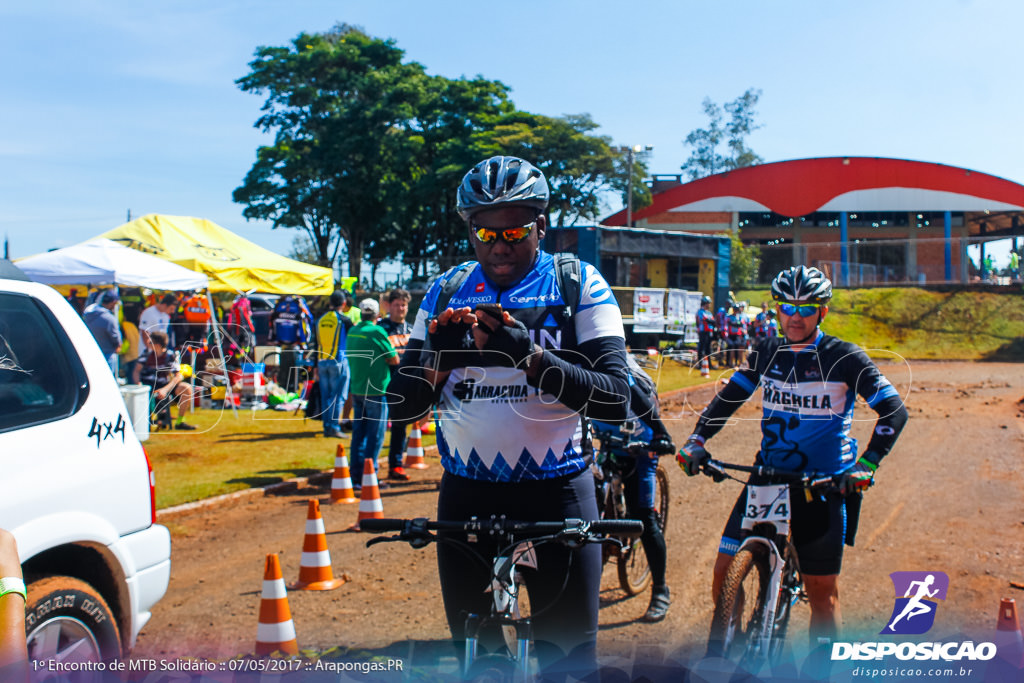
[206, 291, 238, 417]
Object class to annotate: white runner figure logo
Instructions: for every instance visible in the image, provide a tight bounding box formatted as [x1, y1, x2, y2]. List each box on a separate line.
[888, 574, 939, 631]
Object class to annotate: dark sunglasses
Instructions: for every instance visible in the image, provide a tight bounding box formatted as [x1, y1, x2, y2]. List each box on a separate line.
[471, 219, 536, 245]
[777, 303, 821, 318]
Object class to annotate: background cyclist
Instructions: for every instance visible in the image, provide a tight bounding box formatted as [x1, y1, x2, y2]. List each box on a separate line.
[725, 301, 750, 368]
[695, 295, 716, 370]
[677, 265, 908, 641]
[588, 354, 675, 622]
[388, 156, 630, 678]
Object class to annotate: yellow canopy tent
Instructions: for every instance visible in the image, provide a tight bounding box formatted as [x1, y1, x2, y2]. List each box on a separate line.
[102, 214, 333, 295]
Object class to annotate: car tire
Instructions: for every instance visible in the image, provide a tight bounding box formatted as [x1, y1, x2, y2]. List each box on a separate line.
[25, 575, 122, 663]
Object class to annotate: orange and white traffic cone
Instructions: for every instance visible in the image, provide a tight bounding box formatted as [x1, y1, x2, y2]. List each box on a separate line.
[700, 357, 710, 378]
[255, 553, 298, 656]
[350, 459, 384, 530]
[329, 444, 357, 504]
[995, 597, 1024, 667]
[289, 499, 347, 591]
[404, 426, 428, 469]
[419, 412, 435, 435]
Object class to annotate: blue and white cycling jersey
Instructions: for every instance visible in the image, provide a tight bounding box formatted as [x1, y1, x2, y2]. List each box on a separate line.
[713, 331, 901, 475]
[410, 251, 624, 482]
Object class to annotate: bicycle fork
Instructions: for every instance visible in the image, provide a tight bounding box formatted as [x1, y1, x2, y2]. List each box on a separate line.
[463, 550, 533, 682]
[737, 536, 786, 658]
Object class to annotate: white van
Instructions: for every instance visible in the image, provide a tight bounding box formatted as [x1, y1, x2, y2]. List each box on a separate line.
[0, 271, 171, 662]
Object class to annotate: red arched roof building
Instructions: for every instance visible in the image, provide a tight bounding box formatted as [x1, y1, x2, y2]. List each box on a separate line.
[604, 157, 1024, 284]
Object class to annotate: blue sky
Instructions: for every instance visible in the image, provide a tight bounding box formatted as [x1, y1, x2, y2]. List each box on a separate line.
[3, 0, 1022, 273]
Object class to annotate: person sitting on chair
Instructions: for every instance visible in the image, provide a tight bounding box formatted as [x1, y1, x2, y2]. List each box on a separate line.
[133, 330, 195, 431]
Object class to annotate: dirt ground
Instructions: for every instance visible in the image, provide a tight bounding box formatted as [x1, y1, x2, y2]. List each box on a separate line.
[133, 361, 1024, 670]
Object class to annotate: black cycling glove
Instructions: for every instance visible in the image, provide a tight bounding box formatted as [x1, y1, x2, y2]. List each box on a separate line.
[428, 317, 474, 372]
[482, 319, 534, 368]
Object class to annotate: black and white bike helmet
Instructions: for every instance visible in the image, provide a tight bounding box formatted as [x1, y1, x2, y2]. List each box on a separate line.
[456, 156, 549, 222]
[771, 266, 833, 304]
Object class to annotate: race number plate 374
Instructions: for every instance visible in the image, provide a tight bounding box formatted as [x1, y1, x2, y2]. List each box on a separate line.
[741, 484, 791, 531]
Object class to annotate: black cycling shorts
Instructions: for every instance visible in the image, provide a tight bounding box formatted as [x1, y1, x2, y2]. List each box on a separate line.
[718, 482, 859, 576]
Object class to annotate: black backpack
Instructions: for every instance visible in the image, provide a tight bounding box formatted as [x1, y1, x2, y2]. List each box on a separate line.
[432, 254, 582, 321]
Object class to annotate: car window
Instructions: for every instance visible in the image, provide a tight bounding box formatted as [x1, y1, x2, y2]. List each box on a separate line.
[0, 293, 87, 432]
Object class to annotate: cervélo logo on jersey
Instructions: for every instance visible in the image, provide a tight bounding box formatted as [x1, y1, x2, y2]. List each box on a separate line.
[831, 571, 996, 663]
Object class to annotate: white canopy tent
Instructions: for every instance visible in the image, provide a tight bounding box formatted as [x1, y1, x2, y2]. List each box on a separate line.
[16, 238, 209, 290]
[16, 239, 238, 414]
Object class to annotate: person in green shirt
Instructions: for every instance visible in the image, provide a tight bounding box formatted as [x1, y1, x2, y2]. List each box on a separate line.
[345, 298, 398, 484]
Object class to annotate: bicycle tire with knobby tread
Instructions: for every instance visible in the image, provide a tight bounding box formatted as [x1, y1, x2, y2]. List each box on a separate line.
[707, 545, 771, 659]
[654, 465, 669, 529]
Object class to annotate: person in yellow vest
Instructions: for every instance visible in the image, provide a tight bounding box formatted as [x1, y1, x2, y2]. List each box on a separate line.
[339, 289, 361, 430]
[316, 290, 354, 438]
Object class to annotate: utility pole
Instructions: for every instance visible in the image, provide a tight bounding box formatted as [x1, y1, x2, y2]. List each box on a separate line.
[614, 144, 653, 227]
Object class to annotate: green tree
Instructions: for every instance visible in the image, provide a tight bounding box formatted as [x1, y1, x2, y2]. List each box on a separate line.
[729, 231, 762, 288]
[480, 113, 641, 227]
[287, 234, 321, 266]
[396, 75, 515, 274]
[682, 88, 763, 180]
[233, 24, 426, 278]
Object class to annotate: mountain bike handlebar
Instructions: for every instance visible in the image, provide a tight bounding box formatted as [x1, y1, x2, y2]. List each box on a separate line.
[362, 516, 643, 549]
[701, 457, 838, 490]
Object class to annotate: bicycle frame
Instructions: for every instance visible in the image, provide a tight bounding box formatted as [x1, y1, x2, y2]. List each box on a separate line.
[704, 459, 833, 663]
[362, 516, 642, 682]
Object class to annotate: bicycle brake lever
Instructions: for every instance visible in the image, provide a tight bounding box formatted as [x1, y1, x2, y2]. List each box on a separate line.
[366, 536, 398, 548]
[703, 461, 727, 482]
[598, 537, 624, 550]
[366, 532, 435, 549]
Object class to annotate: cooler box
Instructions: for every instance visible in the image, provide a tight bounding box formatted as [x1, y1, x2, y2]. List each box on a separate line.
[241, 363, 266, 398]
[119, 384, 151, 442]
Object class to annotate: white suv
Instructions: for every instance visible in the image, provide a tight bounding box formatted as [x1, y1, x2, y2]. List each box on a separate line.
[0, 271, 171, 663]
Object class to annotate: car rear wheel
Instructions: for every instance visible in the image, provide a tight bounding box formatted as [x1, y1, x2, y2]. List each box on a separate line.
[25, 576, 122, 665]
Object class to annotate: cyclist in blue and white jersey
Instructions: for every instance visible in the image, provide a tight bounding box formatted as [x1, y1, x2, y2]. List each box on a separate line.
[725, 301, 751, 368]
[695, 295, 716, 368]
[388, 156, 629, 677]
[763, 308, 779, 338]
[677, 266, 908, 641]
[588, 354, 675, 622]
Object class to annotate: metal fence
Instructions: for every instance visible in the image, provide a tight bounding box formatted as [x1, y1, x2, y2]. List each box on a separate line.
[756, 235, 1022, 286]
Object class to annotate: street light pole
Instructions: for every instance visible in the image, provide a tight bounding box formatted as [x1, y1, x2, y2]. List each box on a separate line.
[616, 144, 653, 227]
[626, 146, 635, 229]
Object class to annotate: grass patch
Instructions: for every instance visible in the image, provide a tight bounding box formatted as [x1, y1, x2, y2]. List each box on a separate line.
[146, 408, 437, 509]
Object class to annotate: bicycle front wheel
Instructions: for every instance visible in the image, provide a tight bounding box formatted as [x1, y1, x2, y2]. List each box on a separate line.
[707, 545, 771, 660]
[654, 465, 669, 529]
[615, 486, 651, 595]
